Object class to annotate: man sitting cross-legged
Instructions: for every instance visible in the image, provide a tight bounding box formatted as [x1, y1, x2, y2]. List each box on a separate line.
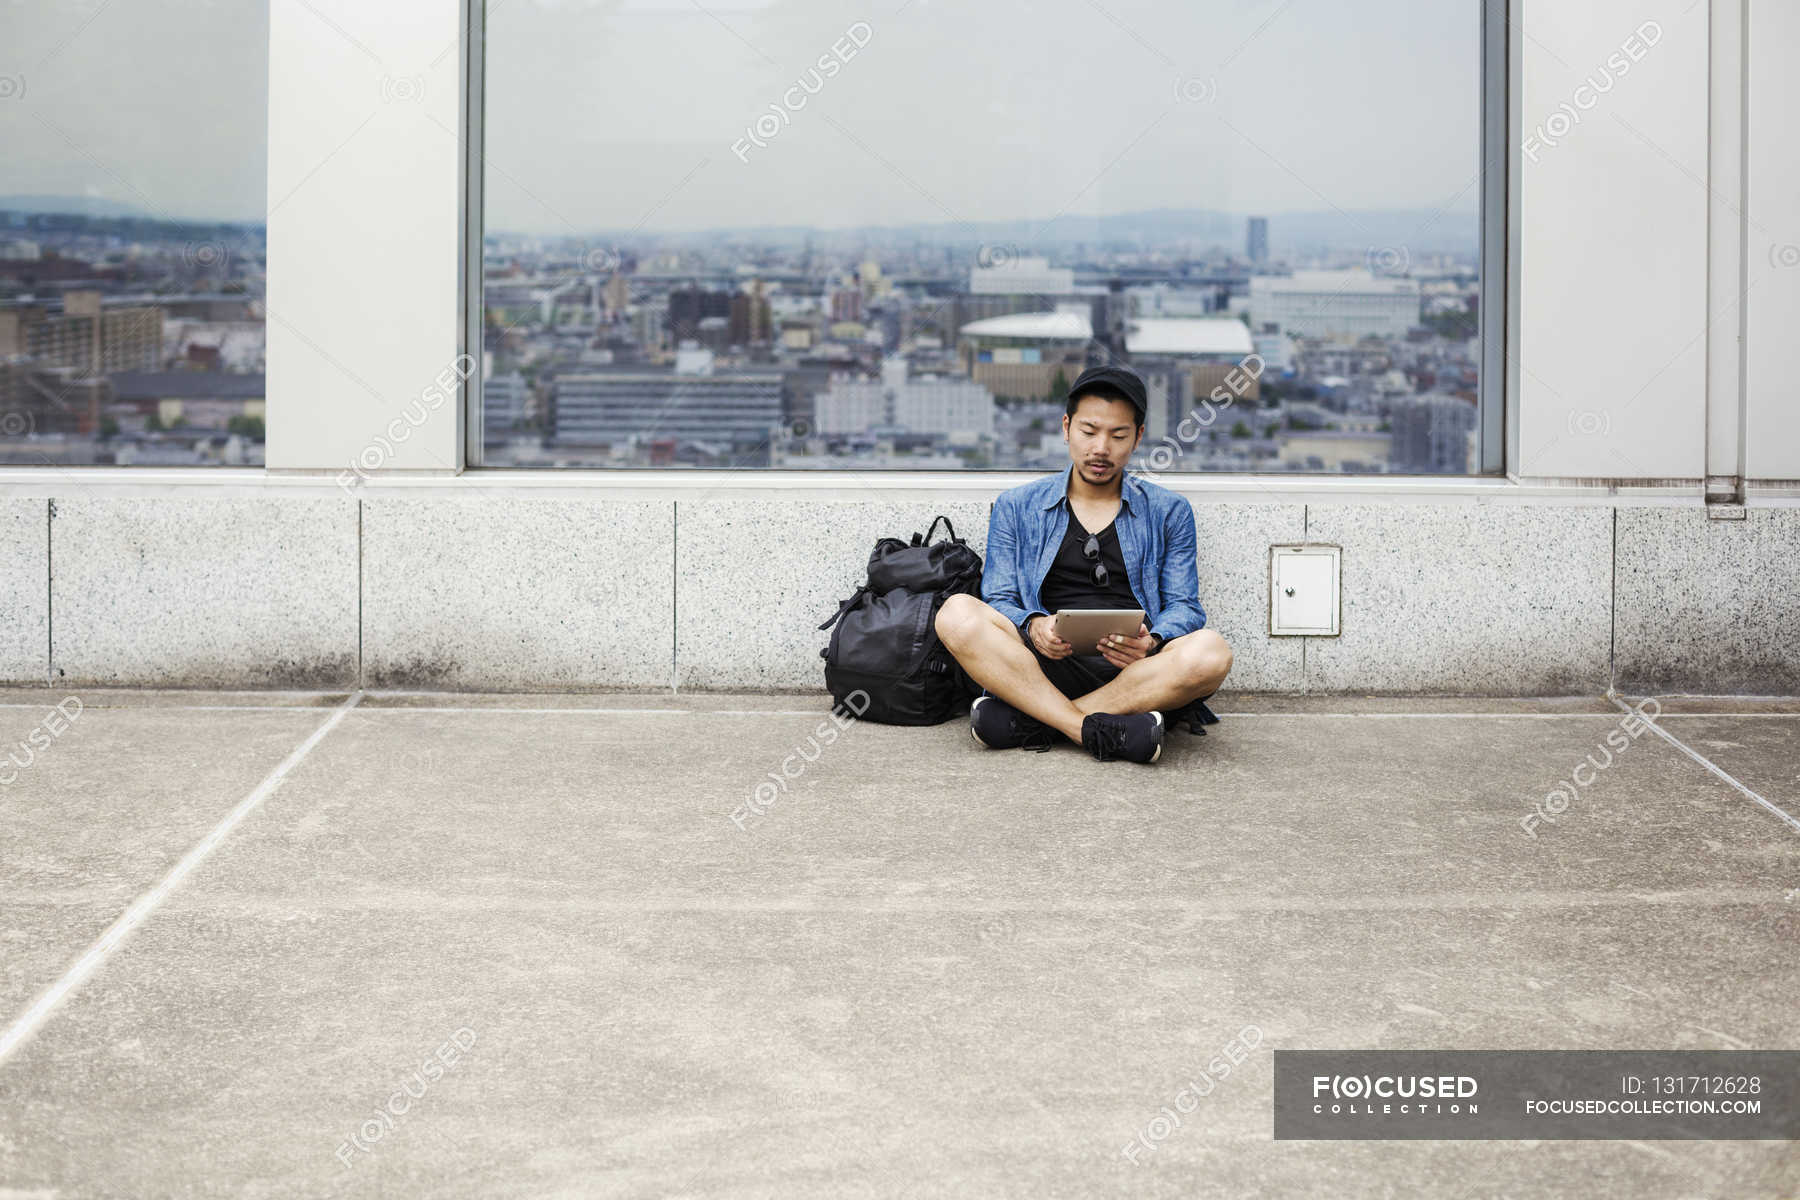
[934, 365, 1232, 765]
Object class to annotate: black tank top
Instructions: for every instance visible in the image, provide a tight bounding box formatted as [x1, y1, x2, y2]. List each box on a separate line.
[1038, 507, 1143, 614]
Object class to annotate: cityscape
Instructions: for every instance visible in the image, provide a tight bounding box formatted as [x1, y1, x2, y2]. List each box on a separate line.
[2, 0, 1483, 476]
[481, 212, 1482, 473]
[0, 201, 268, 467]
[0, 204, 1482, 474]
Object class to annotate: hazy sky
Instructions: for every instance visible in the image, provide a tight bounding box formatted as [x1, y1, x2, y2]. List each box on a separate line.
[0, 0, 270, 223]
[1, 0, 1480, 233]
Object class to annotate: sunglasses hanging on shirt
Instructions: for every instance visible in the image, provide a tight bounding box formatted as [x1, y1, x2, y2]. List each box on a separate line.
[1083, 533, 1109, 587]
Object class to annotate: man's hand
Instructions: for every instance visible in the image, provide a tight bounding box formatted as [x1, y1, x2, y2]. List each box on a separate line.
[1027, 615, 1073, 659]
[1097, 622, 1155, 668]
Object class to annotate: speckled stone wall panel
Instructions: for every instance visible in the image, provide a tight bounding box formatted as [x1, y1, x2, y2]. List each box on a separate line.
[675, 501, 992, 691]
[1189, 502, 1307, 691]
[50, 498, 358, 688]
[1615, 506, 1800, 694]
[1302, 504, 1613, 694]
[0, 499, 48, 685]
[674, 498, 1306, 693]
[362, 498, 672, 690]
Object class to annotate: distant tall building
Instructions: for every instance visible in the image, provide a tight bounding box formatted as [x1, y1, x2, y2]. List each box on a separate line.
[1246, 216, 1269, 264]
[482, 371, 529, 446]
[728, 281, 772, 346]
[667, 285, 731, 342]
[828, 285, 863, 324]
[1389, 394, 1476, 473]
[601, 274, 630, 320]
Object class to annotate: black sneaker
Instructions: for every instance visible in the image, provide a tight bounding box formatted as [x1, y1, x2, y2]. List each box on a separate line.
[969, 695, 1055, 752]
[1081, 711, 1164, 763]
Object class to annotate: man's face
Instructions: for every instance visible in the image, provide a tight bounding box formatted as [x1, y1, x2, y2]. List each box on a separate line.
[1063, 392, 1142, 487]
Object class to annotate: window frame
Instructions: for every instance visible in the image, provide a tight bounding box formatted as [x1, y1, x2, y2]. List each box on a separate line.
[463, 0, 1513, 478]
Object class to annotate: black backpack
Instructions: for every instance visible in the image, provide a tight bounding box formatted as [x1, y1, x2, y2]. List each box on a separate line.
[818, 516, 984, 725]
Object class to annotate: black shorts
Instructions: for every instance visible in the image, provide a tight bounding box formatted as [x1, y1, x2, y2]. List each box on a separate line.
[1016, 621, 1122, 700]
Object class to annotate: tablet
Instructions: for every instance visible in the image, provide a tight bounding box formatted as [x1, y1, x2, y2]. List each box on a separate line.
[1051, 608, 1146, 652]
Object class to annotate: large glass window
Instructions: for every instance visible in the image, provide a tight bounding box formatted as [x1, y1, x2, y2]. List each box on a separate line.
[480, 0, 1487, 474]
[0, 1, 269, 467]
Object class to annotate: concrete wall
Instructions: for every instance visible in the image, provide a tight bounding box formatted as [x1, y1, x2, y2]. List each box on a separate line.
[1, 487, 1793, 695]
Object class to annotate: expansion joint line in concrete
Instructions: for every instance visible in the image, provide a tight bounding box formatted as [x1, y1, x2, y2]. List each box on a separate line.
[1609, 692, 1800, 836]
[0, 691, 367, 1069]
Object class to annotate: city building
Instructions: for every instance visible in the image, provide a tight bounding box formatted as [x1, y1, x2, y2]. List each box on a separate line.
[0, 291, 164, 374]
[1128, 284, 1218, 318]
[1125, 317, 1261, 417]
[667, 285, 732, 342]
[1389, 393, 1478, 473]
[109, 370, 265, 429]
[550, 344, 784, 456]
[1248, 270, 1421, 340]
[482, 371, 529, 446]
[957, 306, 1091, 400]
[968, 254, 1074, 296]
[1246, 216, 1269, 264]
[728, 282, 773, 346]
[1280, 429, 1391, 472]
[814, 357, 994, 440]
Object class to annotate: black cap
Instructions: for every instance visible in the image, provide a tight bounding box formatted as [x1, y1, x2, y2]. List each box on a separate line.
[1066, 364, 1148, 426]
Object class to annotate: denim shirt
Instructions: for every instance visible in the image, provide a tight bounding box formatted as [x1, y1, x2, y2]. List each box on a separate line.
[982, 465, 1207, 644]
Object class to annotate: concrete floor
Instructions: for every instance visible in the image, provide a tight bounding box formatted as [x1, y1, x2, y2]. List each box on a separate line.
[0, 688, 1796, 1199]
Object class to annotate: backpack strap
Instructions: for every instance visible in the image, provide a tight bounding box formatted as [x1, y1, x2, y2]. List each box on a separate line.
[1168, 695, 1222, 735]
[920, 515, 957, 545]
[818, 584, 870, 631]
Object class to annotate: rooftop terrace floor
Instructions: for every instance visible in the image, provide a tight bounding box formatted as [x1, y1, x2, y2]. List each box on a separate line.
[1, 688, 1796, 1198]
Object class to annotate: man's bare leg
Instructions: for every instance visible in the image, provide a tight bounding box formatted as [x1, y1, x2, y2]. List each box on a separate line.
[934, 594, 1089, 743]
[1070, 630, 1233, 718]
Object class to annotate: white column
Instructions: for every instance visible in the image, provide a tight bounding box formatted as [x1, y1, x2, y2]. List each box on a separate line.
[264, 0, 468, 476]
[1745, 0, 1800, 481]
[1704, 0, 1744, 491]
[1516, 1, 1710, 480]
